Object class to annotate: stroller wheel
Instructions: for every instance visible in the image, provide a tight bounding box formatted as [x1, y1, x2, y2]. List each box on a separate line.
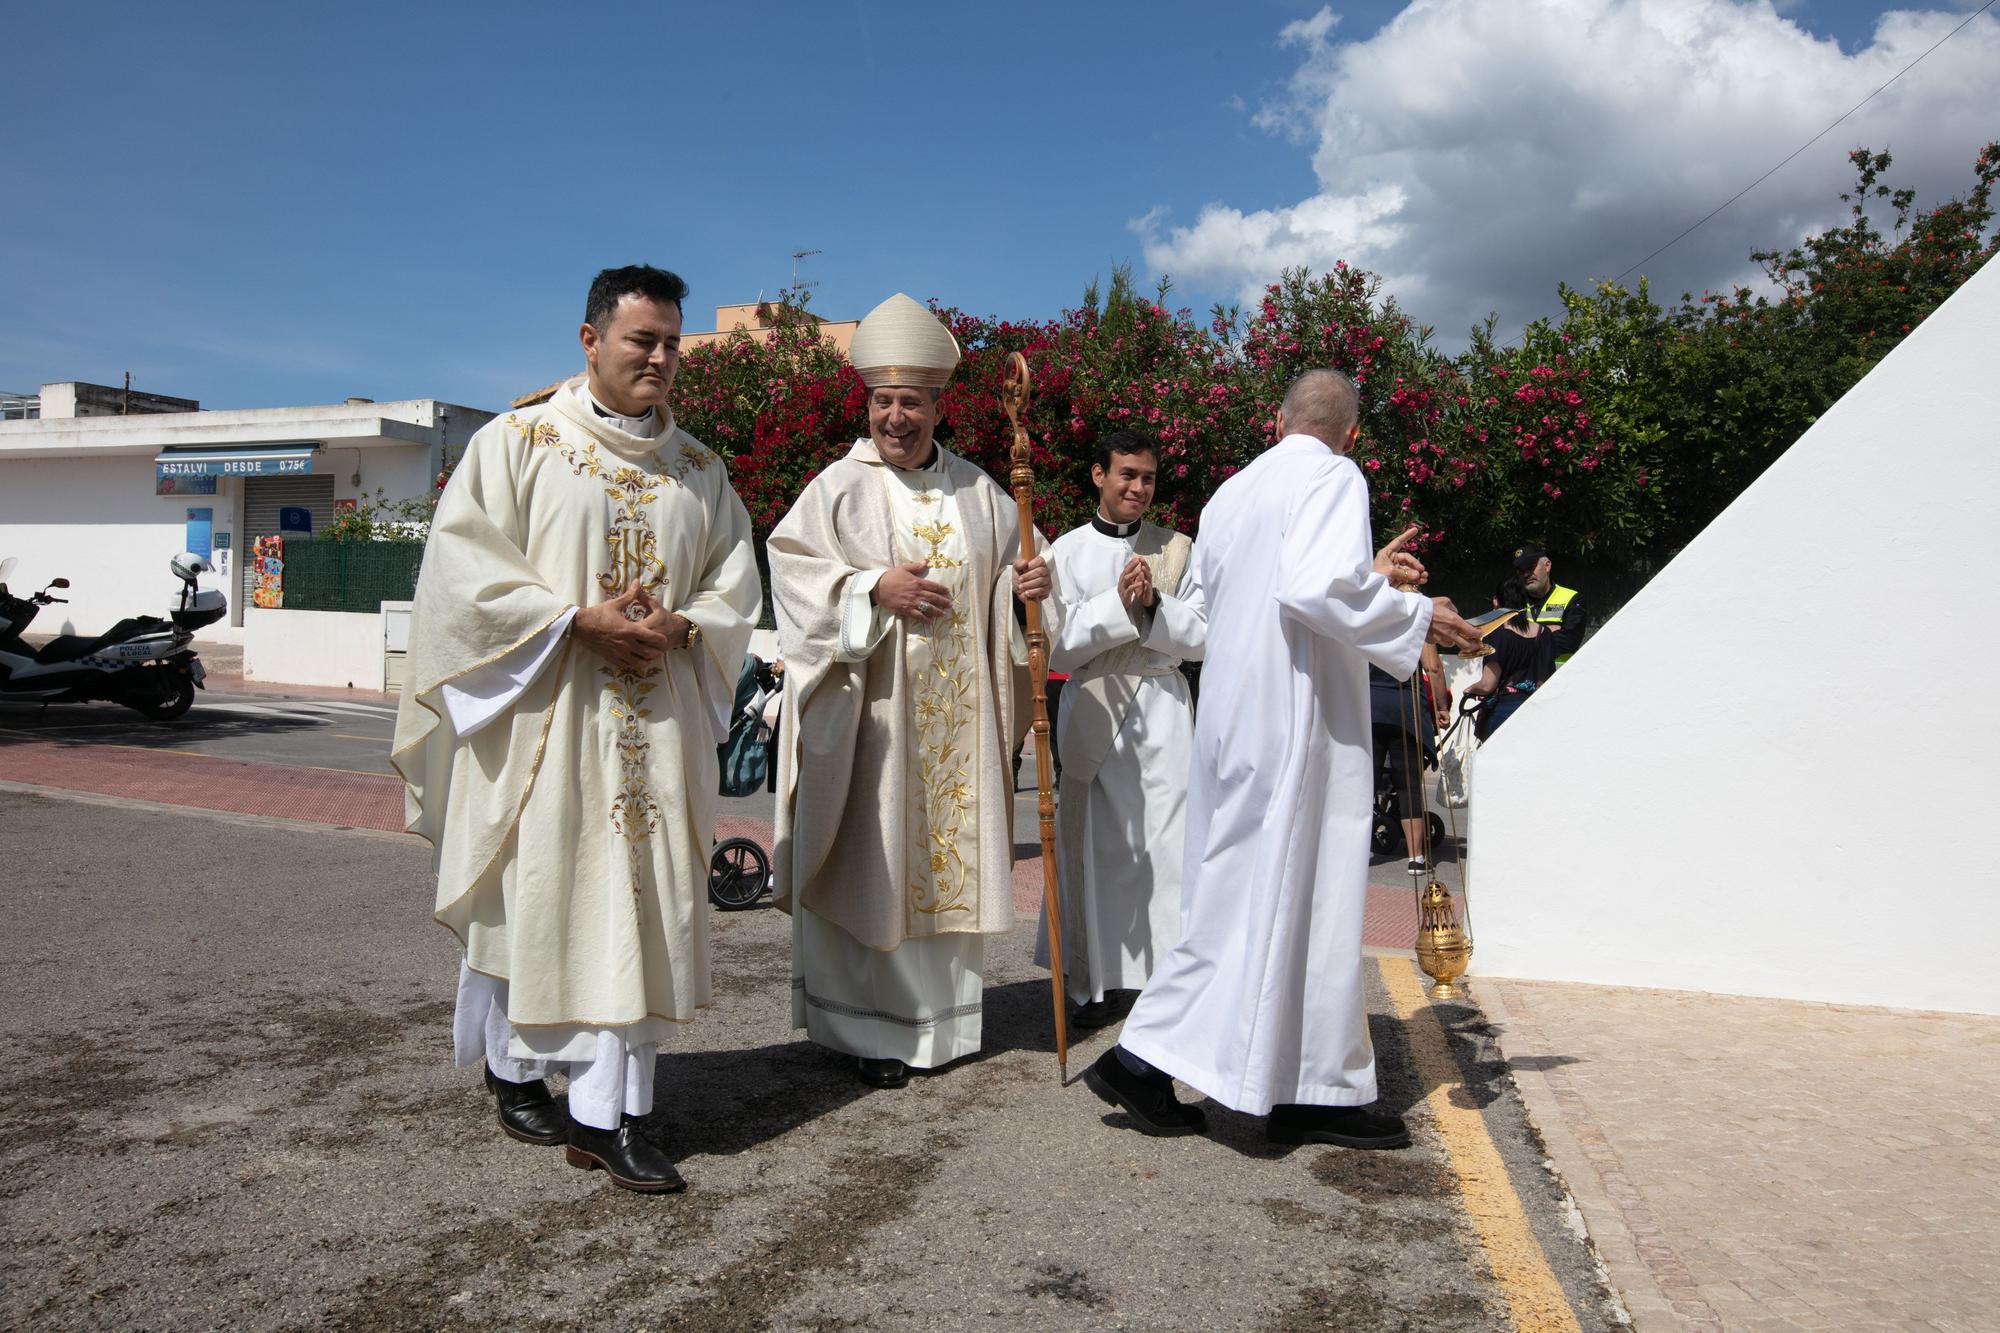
[708, 837, 770, 911]
[1370, 813, 1399, 857]
[1427, 813, 1447, 849]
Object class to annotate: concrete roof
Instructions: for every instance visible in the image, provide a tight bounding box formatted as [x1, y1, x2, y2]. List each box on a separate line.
[0, 399, 494, 461]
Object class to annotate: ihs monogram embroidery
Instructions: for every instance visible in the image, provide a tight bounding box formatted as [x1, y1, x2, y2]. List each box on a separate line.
[505, 411, 717, 899]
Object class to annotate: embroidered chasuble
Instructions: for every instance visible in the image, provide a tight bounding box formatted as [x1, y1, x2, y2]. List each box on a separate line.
[1034, 519, 1205, 1006]
[769, 440, 1037, 953]
[392, 385, 760, 1054]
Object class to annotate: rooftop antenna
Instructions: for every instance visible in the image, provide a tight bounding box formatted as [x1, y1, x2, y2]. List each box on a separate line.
[790, 248, 822, 300]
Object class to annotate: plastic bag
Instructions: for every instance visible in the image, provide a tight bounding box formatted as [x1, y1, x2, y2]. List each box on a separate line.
[1436, 715, 1475, 808]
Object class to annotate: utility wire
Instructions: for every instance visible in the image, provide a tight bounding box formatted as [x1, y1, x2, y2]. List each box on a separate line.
[1608, 0, 1996, 285]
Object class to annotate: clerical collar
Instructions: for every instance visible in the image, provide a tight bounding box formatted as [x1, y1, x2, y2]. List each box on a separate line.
[1092, 512, 1142, 539]
[583, 385, 657, 434]
[888, 444, 941, 472]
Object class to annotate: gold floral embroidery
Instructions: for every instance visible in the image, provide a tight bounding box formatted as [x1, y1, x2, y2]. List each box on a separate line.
[508, 413, 604, 478]
[672, 443, 716, 479]
[510, 412, 715, 491]
[602, 659, 664, 887]
[596, 464, 675, 898]
[910, 515, 966, 572]
[507, 410, 691, 900]
[907, 493, 976, 918]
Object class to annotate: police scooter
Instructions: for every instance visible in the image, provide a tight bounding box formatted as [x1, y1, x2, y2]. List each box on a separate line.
[0, 553, 227, 721]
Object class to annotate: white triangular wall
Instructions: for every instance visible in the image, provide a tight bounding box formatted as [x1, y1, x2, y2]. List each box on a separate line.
[1470, 257, 2000, 1014]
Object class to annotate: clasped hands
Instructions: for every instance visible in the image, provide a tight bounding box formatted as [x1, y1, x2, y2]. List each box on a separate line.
[873, 556, 1052, 625]
[573, 580, 693, 673]
[1376, 524, 1482, 654]
[1117, 556, 1156, 612]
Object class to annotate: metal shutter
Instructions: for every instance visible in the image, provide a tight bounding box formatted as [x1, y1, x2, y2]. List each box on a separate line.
[240, 475, 337, 611]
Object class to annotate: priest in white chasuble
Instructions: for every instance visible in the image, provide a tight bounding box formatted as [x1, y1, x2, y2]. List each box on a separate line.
[1035, 429, 1205, 1027]
[1083, 369, 1479, 1149]
[393, 266, 760, 1193]
[768, 293, 1053, 1090]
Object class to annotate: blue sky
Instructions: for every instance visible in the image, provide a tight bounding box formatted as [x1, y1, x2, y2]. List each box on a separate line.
[1, 1, 1991, 413]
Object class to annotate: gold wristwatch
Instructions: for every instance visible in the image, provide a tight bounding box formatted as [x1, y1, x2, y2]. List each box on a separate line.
[683, 620, 702, 651]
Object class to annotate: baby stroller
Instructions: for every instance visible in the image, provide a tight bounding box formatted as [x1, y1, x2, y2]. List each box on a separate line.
[1367, 666, 1445, 858]
[1371, 738, 1446, 857]
[707, 654, 782, 911]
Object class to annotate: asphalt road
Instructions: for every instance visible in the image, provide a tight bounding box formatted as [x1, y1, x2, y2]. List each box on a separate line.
[0, 787, 1614, 1331]
[0, 690, 404, 776]
[0, 693, 1463, 872]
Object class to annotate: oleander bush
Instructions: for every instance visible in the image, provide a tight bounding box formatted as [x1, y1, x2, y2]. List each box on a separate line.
[670, 143, 1996, 611]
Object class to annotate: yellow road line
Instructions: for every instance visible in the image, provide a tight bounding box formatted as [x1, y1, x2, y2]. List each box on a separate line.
[1379, 955, 1582, 1333]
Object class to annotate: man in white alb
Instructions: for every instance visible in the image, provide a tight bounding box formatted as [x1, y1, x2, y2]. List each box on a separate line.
[1038, 429, 1204, 1027]
[393, 265, 760, 1193]
[768, 293, 1052, 1090]
[1083, 369, 1478, 1148]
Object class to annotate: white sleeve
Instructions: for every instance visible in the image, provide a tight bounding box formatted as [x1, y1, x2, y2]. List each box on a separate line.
[1141, 553, 1206, 661]
[439, 607, 576, 738]
[1276, 462, 1430, 678]
[1047, 546, 1137, 675]
[836, 568, 893, 663]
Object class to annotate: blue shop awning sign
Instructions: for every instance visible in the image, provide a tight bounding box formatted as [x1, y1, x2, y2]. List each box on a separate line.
[155, 443, 321, 479]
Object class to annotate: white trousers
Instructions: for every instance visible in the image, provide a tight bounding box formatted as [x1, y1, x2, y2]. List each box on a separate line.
[790, 907, 984, 1068]
[452, 961, 657, 1130]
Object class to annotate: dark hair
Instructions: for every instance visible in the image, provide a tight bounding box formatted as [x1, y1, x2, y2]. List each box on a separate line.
[1093, 429, 1161, 473]
[1494, 575, 1529, 608]
[584, 265, 690, 329]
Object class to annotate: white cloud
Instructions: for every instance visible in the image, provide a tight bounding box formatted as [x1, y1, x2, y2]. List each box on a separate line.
[1137, 0, 2000, 341]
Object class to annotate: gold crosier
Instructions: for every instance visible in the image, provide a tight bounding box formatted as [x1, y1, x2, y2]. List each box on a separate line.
[1001, 352, 1070, 1079]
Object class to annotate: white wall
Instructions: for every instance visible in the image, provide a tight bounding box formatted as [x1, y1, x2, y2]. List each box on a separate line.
[243, 607, 385, 690]
[1470, 260, 2000, 1015]
[0, 456, 211, 637]
[0, 442, 441, 645]
[331, 443, 440, 514]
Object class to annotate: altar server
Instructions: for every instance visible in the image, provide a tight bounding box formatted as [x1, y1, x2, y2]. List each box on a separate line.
[1037, 429, 1204, 1026]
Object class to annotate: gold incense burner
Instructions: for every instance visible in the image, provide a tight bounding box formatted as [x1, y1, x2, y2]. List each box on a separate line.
[1414, 879, 1472, 1000]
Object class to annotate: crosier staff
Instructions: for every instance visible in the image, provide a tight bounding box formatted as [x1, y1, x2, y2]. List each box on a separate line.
[1001, 351, 1069, 1080]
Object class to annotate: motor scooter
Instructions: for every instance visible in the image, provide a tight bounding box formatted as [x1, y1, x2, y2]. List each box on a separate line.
[0, 553, 226, 720]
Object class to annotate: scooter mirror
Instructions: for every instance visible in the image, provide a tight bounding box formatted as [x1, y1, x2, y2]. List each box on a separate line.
[50, 578, 71, 589]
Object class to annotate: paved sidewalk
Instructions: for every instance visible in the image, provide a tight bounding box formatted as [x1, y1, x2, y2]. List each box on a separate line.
[1475, 975, 2000, 1333]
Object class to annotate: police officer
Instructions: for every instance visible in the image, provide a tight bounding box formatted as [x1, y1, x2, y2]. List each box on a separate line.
[1510, 544, 1588, 667]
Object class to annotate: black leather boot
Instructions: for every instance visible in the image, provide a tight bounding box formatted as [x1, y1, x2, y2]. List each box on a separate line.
[565, 1116, 687, 1193]
[484, 1066, 566, 1146]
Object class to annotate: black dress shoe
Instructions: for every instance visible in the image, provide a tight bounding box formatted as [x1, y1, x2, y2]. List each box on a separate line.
[484, 1066, 566, 1146]
[564, 1116, 687, 1193]
[1071, 998, 1118, 1029]
[1082, 1048, 1209, 1136]
[1266, 1103, 1411, 1150]
[1072, 991, 1137, 1030]
[857, 1057, 910, 1088]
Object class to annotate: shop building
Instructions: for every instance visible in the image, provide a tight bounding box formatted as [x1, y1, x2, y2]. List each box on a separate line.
[0, 382, 490, 645]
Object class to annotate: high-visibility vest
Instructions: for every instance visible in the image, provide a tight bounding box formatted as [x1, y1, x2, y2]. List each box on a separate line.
[1532, 584, 1579, 666]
